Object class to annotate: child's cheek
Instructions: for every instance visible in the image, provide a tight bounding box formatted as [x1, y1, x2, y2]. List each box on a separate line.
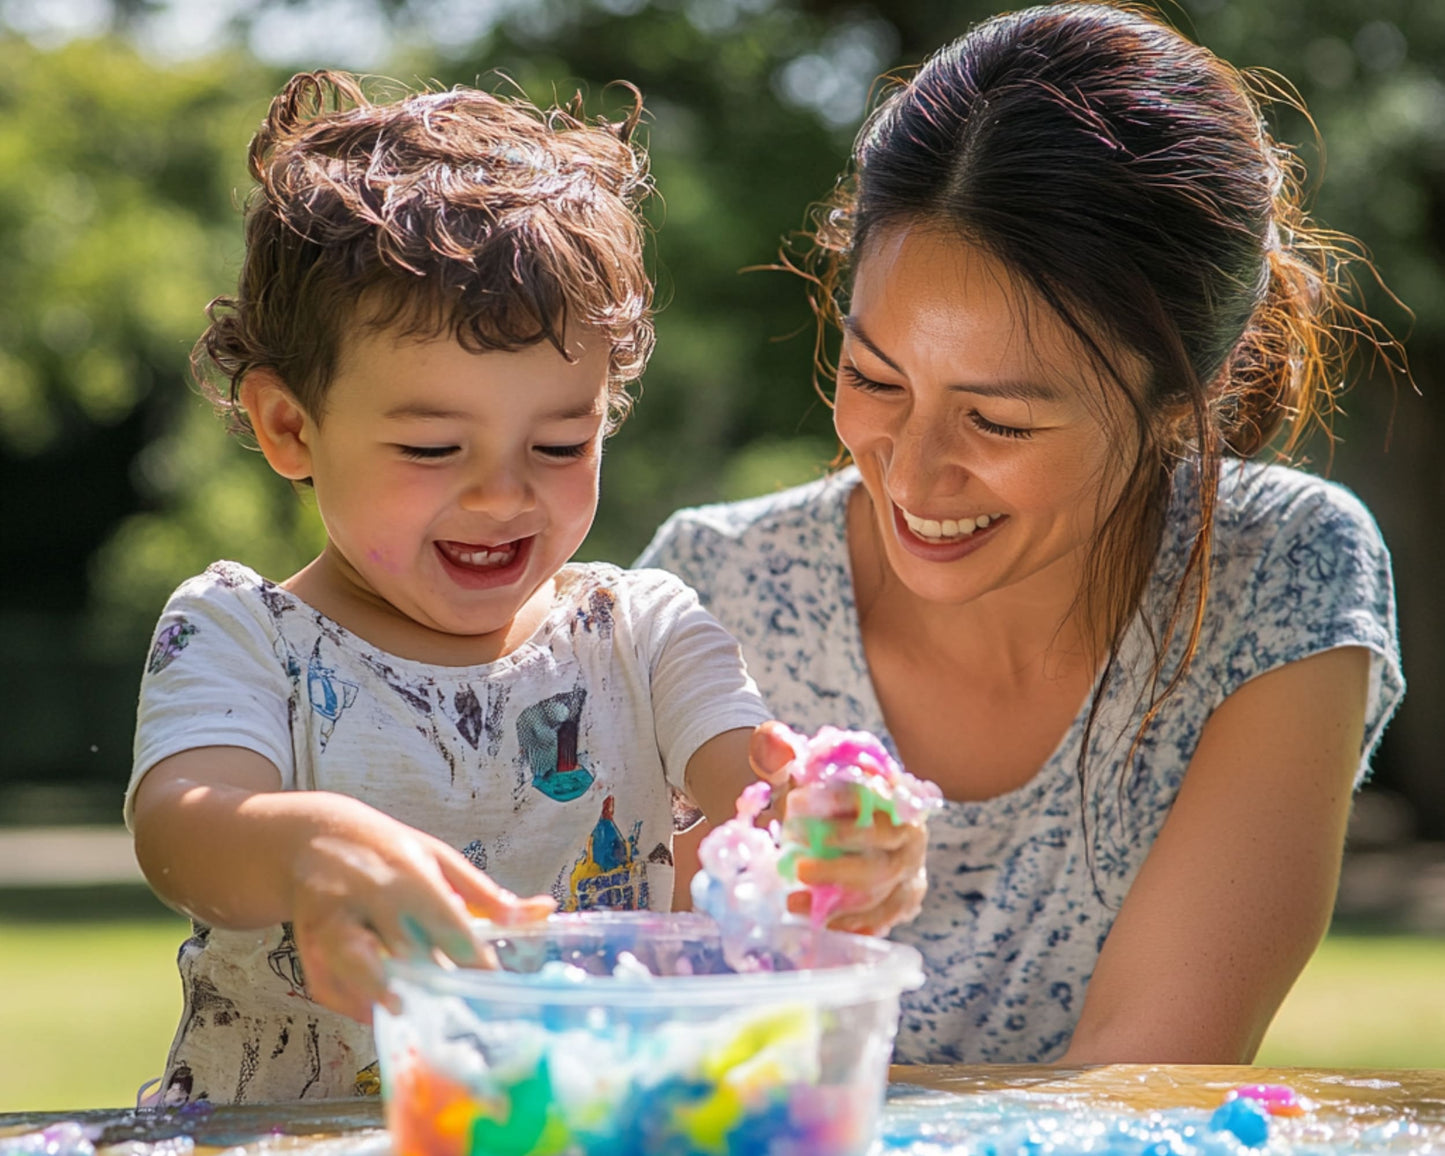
[366, 546, 401, 573]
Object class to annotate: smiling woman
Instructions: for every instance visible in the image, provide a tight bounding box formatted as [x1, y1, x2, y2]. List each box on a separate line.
[640, 2, 1408, 1067]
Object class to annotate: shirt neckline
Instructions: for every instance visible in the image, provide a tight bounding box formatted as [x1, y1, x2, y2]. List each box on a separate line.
[212, 558, 600, 679]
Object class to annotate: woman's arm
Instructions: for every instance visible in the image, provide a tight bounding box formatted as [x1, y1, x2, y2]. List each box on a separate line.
[1060, 645, 1370, 1064]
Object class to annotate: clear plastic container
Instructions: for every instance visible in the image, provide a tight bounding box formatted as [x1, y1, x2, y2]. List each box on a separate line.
[375, 911, 924, 1156]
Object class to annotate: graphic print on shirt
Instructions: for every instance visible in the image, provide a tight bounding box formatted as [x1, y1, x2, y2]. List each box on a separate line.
[148, 619, 197, 674]
[567, 794, 648, 910]
[516, 688, 594, 801]
[305, 642, 359, 751]
[571, 583, 616, 638]
[266, 923, 307, 997]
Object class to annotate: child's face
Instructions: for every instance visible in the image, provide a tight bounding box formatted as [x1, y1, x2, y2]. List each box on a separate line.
[298, 325, 611, 641]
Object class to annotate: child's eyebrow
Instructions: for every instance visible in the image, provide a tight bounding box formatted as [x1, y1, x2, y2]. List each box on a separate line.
[384, 403, 473, 420]
[383, 402, 603, 420]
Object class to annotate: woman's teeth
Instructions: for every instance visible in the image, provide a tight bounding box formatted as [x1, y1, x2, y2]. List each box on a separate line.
[901, 508, 1002, 542]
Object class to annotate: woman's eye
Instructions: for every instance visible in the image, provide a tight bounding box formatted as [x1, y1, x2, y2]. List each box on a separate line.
[968, 411, 1033, 440]
[839, 366, 902, 394]
[397, 445, 459, 460]
[537, 442, 592, 460]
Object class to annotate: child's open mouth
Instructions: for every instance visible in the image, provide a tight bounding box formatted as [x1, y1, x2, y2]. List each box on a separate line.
[435, 538, 532, 587]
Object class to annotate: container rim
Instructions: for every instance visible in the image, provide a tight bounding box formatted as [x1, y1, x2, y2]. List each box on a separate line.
[384, 912, 925, 1008]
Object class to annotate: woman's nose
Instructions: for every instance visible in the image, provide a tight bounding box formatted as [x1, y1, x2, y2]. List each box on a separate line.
[889, 407, 969, 493]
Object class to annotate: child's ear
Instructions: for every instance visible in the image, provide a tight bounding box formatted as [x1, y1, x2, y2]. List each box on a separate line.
[240, 370, 315, 481]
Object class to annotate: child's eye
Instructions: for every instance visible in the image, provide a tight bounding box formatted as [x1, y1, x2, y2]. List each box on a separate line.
[537, 442, 592, 460]
[839, 365, 902, 394]
[397, 445, 459, 460]
[968, 411, 1033, 439]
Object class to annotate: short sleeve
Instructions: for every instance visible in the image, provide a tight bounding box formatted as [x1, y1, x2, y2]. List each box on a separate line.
[624, 569, 772, 793]
[1214, 475, 1404, 780]
[126, 573, 298, 828]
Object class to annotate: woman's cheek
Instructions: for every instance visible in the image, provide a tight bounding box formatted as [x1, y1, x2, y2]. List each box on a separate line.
[832, 392, 881, 458]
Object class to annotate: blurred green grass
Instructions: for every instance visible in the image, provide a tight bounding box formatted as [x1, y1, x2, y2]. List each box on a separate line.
[0, 920, 1441, 1112]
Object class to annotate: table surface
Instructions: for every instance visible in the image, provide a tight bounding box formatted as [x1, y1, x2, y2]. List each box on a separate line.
[3, 1065, 1443, 1152]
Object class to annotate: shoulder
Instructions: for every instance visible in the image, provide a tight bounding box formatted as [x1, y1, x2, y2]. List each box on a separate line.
[150, 562, 288, 640]
[1215, 461, 1382, 543]
[1169, 462, 1400, 713]
[1205, 462, 1391, 596]
[635, 470, 856, 595]
[555, 560, 702, 616]
[142, 562, 297, 680]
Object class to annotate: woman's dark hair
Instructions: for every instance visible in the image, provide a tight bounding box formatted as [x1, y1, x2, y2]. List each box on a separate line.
[801, 2, 1405, 859]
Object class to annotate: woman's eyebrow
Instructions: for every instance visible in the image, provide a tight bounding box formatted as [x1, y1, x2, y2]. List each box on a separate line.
[842, 316, 1064, 402]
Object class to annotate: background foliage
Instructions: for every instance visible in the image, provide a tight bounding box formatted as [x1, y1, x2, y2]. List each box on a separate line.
[0, 0, 1440, 836]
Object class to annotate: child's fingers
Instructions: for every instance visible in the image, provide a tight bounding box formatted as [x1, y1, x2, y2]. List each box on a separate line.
[827, 868, 928, 936]
[298, 921, 394, 1023]
[749, 720, 800, 787]
[794, 838, 913, 894]
[438, 849, 556, 928]
[795, 811, 918, 855]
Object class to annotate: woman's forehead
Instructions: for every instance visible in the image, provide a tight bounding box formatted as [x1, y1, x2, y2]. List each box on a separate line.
[849, 224, 1146, 398]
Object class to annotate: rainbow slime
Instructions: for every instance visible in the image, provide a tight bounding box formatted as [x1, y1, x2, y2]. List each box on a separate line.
[692, 725, 943, 960]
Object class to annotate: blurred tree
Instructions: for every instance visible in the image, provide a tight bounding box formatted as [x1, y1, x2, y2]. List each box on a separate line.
[0, 0, 1438, 834]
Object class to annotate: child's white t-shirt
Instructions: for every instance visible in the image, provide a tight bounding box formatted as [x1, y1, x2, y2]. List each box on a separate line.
[126, 559, 771, 1104]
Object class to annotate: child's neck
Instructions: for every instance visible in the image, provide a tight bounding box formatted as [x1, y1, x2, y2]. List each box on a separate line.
[282, 550, 557, 667]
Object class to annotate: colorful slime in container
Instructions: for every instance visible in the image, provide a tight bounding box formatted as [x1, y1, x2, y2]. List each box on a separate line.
[692, 724, 943, 954]
[377, 912, 915, 1156]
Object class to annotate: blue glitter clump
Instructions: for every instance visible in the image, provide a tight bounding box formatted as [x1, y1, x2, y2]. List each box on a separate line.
[1208, 1097, 1270, 1148]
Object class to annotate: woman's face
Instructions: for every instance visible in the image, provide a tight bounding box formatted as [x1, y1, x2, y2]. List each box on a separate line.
[834, 225, 1142, 610]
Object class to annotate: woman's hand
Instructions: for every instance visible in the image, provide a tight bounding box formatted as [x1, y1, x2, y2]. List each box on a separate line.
[287, 804, 555, 1023]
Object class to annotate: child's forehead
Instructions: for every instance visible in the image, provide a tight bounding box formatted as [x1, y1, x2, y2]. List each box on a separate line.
[339, 314, 610, 368]
[328, 321, 612, 409]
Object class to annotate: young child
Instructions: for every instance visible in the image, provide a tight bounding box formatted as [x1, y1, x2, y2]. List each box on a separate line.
[126, 72, 925, 1106]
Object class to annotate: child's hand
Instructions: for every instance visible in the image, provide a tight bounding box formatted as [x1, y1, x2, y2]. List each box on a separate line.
[747, 722, 931, 936]
[782, 803, 928, 936]
[746, 720, 800, 826]
[288, 803, 554, 1023]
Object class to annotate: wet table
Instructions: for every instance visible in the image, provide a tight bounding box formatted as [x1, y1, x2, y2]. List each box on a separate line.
[3, 1065, 1443, 1154]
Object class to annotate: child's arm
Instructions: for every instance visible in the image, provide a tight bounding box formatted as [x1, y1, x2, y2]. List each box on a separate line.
[684, 724, 928, 936]
[132, 746, 554, 1024]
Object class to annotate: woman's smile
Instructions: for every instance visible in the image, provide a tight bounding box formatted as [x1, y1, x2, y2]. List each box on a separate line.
[892, 500, 1009, 563]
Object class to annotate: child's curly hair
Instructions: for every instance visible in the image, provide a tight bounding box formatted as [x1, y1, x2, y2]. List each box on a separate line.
[195, 71, 654, 435]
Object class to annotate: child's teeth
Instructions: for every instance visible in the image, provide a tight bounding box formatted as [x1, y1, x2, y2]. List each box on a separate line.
[455, 546, 514, 566]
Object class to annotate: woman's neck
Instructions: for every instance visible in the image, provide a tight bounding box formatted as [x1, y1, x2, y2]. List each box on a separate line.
[846, 485, 1101, 687]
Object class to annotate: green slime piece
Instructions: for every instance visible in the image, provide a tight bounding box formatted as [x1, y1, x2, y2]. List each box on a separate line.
[468, 1056, 570, 1156]
[777, 782, 903, 881]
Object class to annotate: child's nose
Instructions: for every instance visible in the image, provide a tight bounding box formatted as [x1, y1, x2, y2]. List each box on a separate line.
[458, 459, 534, 518]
